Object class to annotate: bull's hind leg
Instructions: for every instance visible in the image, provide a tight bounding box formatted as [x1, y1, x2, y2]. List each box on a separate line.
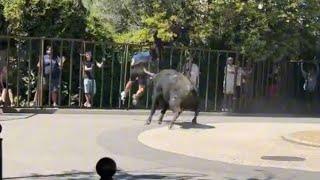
[158, 103, 168, 125]
[169, 109, 182, 129]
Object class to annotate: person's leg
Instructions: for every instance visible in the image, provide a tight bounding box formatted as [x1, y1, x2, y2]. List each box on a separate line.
[1, 88, 6, 103]
[122, 67, 137, 101]
[132, 77, 146, 105]
[51, 79, 59, 107]
[83, 78, 89, 107]
[8, 89, 14, 106]
[51, 91, 58, 107]
[84, 93, 90, 107]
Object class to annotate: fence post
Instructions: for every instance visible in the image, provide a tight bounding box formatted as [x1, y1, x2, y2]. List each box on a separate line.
[0, 124, 3, 179]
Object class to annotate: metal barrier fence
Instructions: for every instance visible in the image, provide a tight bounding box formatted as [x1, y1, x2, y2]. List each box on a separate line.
[2, 35, 317, 113]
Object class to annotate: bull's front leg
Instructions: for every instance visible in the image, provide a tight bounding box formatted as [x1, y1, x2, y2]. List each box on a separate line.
[145, 95, 158, 125]
[192, 105, 199, 124]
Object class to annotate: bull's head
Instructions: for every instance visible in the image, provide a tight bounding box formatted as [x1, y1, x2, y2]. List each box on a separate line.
[143, 68, 156, 79]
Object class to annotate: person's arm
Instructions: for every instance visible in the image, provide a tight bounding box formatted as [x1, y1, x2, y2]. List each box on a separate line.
[84, 63, 93, 71]
[96, 61, 104, 68]
[57, 56, 66, 68]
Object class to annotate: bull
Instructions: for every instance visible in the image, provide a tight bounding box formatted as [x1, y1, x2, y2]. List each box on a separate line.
[144, 69, 200, 129]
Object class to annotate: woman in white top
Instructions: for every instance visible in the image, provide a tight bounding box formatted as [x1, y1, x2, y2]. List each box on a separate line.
[222, 57, 235, 111]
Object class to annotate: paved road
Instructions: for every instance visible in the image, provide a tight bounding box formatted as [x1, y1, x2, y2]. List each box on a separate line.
[1, 111, 320, 179]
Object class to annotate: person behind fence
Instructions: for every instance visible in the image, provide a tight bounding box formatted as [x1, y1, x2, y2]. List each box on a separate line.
[82, 51, 104, 108]
[0, 66, 14, 107]
[222, 57, 235, 112]
[300, 60, 319, 109]
[120, 49, 157, 106]
[182, 56, 200, 90]
[31, 46, 65, 107]
[234, 59, 244, 108]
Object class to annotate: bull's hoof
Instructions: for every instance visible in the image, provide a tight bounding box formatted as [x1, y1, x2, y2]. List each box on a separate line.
[145, 121, 151, 125]
[192, 118, 197, 124]
[168, 123, 174, 129]
[158, 121, 162, 125]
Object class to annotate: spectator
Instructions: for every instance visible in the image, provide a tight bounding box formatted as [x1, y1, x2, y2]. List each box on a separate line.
[182, 56, 200, 90]
[300, 60, 319, 109]
[82, 51, 103, 108]
[31, 46, 65, 107]
[222, 57, 235, 112]
[234, 60, 244, 110]
[0, 66, 14, 107]
[121, 47, 158, 106]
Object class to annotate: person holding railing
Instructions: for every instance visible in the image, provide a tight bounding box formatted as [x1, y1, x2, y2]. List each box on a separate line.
[0, 66, 14, 107]
[182, 56, 200, 90]
[82, 51, 104, 108]
[120, 50, 153, 106]
[31, 46, 65, 107]
[222, 57, 235, 112]
[300, 59, 319, 110]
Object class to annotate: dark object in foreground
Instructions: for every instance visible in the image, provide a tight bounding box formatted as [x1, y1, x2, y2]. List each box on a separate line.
[96, 157, 117, 180]
[145, 69, 200, 129]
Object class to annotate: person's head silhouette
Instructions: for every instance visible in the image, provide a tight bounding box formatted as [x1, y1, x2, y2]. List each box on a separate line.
[96, 157, 117, 180]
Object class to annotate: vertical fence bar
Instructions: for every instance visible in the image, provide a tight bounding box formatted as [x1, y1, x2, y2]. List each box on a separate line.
[100, 43, 105, 108]
[233, 52, 239, 112]
[58, 40, 64, 106]
[39, 38, 45, 107]
[205, 51, 211, 111]
[68, 41, 74, 106]
[261, 59, 266, 96]
[178, 49, 183, 71]
[118, 47, 124, 108]
[5, 38, 10, 107]
[79, 42, 85, 107]
[169, 47, 173, 68]
[48, 41, 53, 107]
[124, 45, 132, 109]
[214, 52, 220, 111]
[16, 44, 21, 107]
[109, 48, 114, 108]
[27, 39, 32, 106]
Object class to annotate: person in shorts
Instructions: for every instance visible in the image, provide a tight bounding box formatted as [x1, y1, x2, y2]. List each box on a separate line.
[0, 66, 14, 107]
[83, 51, 103, 108]
[31, 46, 65, 107]
[121, 50, 156, 106]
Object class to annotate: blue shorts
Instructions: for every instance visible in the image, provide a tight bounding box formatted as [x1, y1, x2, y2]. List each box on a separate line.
[84, 78, 96, 94]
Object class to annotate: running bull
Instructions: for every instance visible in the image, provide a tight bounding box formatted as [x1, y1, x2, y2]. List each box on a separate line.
[144, 69, 200, 129]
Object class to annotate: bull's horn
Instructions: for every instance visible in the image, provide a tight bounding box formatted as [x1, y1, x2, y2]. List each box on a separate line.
[143, 68, 155, 76]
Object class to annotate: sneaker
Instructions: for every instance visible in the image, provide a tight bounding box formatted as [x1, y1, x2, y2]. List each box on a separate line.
[121, 91, 127, 104]
[53, 103, 58, 107]
[132, 94, 138, 106]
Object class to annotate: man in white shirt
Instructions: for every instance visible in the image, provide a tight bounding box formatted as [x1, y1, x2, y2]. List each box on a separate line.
[183, 57, 200, 90]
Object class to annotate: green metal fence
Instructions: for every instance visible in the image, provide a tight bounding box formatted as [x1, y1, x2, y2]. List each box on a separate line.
[6, 35, 306, 113]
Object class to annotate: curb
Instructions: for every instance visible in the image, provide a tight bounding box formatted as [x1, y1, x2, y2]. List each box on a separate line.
[282, 135, 320, 148]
